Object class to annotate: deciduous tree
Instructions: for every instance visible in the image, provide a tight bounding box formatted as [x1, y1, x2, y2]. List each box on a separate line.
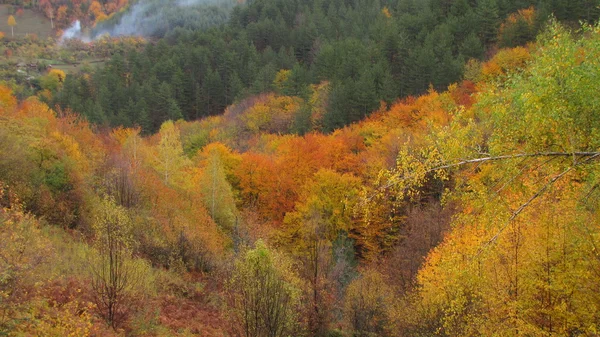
[7, 15, 16, 37]
[89, 196, 136, 329]
[227, 240, 301, 337]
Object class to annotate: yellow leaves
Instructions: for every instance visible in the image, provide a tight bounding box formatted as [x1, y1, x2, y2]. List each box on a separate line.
[411, 149, 600, 335]
[308, 81, 330, 130]
[242, 94, 301, 134]
[227, 240, 302, 336]
[49, 69, 66, 83]
[282, 169, 360, 246]
[273, 69, 291, 92]
[7, 15, 16, 27]
[344, 269, 395, 335]
[0, 204, 52, 308]
[153, 120, 191, 186]
[95, 12, 109, 24]
[208, 128, 219, 140]
[40, 69, 67, 91]
[482, 21, 600, 154]
[38, 89, 53, 102]
[16, 97, 55, 121]
[244, 103, 270, 133]
[381, 145, 447, 201]
[51, 131, 83, 165]
[32, 300, 95, 337]
[381, 6, 392, 19]
[195, 141, 241, 180]
[481, 47, 531, 81]
[92, 196, 133, 248]
[111, 126, 141, 146]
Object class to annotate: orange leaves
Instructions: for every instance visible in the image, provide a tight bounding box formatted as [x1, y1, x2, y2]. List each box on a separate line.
[16, 97, 54, 121]
[41, 0, 128, 28]
[110, 126, 141, 146]
[134, 163, 226, 264]
[236, 152, 289, 221]
[89, 1, 105, 19]
[481, 47, 531, 80]
[448, 81, 477, 108]
[360, 88, 455, 142]
[234, 130, 367, 225]
[499, 7, 536, 38]
[502, 7, 536, 28]
[0, 85, 17, 113]
[56, 5, 68, 23]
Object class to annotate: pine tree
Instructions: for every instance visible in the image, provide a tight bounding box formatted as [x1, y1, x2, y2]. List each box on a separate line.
[156, 82, 178, 122]
[461, 32, 485, 60]
[167, 98, 183, 121]
[476, 0, 500, 45]
[135, 100, 151, 134]
[90, 100, 108, 126]
[204, 68, 224, 115]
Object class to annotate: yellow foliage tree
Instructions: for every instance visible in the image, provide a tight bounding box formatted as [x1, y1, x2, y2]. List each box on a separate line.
[7, 15, 15, 37]
[90, 196, 137, 329]
[227, 240, 301, 336]
[345, 269, 395, 336]
[242, 94, 301, 134]
[39, 69, 67, 92]
[153, 121, 190, 186]
[397, 22, 600, 336]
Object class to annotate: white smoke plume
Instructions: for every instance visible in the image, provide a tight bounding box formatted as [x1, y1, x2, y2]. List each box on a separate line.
[61, 20, 92, 42]
[90, 0, 237, 39]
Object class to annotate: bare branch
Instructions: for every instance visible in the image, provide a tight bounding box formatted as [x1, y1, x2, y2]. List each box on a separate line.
[430, 151, 599, 171]
[372, 151, 600, 198]
[476, 153, 600, 256]
[366, 150, 600, 258]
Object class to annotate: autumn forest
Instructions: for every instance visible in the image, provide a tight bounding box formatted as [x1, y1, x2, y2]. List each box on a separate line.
[1, 0, 600, 336]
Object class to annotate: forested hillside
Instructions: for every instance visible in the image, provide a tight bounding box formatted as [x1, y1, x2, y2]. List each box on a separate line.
[2, 0, 600, 335]
[51, 0, 600, 133]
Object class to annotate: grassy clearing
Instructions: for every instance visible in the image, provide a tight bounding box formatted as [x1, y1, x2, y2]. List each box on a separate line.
[51, 59, 106, 73]
[0, 5, 54, 39]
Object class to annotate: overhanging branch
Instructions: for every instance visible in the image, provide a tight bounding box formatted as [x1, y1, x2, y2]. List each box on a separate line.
[377, 151, 600, 192]
[475, 153, 600, 254]
[366, 150, 600, 256]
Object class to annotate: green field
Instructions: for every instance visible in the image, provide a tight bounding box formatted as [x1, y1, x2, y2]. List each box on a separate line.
[0, 5, 54, 39]
[50, 59, 106, 73]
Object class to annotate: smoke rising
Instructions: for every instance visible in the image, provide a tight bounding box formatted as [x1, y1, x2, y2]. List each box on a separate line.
[61, 20, 92, 42]
[90, 0, 237, 39]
